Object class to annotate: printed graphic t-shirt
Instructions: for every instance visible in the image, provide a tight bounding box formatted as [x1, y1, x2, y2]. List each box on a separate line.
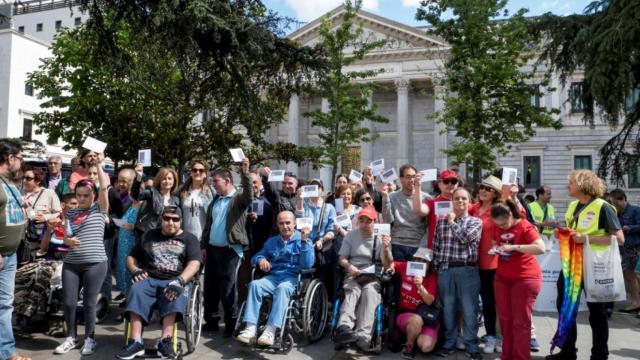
[493, 219, 541, 280]
[0, 175, 27, 255]
[132, 228, 202, 280]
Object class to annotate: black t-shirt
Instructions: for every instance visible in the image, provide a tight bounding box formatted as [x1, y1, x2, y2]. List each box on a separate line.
[132, 228, 202, 280]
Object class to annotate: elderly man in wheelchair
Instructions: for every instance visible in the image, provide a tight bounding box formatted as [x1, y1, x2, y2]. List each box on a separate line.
[236, 211, 314, 347]
[117, 206, 201, 360]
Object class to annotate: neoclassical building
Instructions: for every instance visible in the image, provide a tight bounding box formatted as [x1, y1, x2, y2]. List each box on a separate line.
[269, 5, 630, 215]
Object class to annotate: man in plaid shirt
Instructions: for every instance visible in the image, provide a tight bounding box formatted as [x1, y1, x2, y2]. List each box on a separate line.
[433, 188, 483, 359]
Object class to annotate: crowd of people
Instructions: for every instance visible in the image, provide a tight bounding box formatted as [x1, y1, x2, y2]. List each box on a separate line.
[0, 138, 638, 360]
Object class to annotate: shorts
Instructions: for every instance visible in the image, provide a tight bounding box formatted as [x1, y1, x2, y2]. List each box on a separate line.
[125, 277, 191, 326]
[396, 312, 439, 340]
[621, 245, 640, 271]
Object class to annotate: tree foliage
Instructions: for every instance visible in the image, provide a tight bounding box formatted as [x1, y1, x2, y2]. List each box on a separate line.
[530, 0, 640, 185]
[417, 0, 561, 182]
[29, 1, 326, 168]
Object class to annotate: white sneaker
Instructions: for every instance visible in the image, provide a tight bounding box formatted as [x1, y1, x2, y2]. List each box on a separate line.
[81, 337, 97, 355]
[483, 335, 496, 354]
[257, 330, 275, 346]
[236, 328, 256, 344]
[496, 336, 503, 353]
[456, 336, 465, 351]
[55, 337, 79, 354]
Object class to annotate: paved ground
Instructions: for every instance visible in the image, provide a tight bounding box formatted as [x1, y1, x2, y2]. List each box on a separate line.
[14, 304, 640, 360]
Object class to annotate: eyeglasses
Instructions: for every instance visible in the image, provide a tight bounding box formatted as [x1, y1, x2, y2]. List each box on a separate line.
[48, 162, 60, 166]
[441, 178, 458, 185]
[162, 215, 181, 223]
[12, 154, 23, 161]
[478, 185, 495, 192]
[403, 175, 416, 180]
[191, 168, 206, 174]
[22, 176, 35, 182]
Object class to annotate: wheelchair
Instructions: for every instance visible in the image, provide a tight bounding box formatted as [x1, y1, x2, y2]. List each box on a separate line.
[233, 268, 329, 353]
[123, 273, 203, 358]
[329, 269, 396, 354]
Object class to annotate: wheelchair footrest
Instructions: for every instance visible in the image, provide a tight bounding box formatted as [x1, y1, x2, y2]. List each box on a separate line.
[128, 347, 183, 359]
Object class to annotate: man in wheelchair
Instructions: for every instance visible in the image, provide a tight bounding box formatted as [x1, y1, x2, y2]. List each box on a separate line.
[236, 211, 313, 346]
[334, 206, 392, 351]
[117, 206, 201, 360]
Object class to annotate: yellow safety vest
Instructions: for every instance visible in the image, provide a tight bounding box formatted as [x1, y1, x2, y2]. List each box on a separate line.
[565, 198, 613, 251]
[529, 201, 555, 235]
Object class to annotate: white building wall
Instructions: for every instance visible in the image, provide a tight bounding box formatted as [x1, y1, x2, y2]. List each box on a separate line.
[12, 5, 88, 44]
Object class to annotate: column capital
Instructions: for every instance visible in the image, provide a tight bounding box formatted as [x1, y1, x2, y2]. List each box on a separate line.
[394, 78, 411, 92]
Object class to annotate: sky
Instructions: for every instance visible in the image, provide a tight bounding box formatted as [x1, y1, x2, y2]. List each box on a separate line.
[264, 0, 594, 32]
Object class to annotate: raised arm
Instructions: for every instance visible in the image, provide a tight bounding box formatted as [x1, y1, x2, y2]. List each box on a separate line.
[96, 154, 109, 213]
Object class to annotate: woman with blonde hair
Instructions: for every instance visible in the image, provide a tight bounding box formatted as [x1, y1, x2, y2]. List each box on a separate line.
[179, 159, 213, 241]
[132, 167, 180, 237]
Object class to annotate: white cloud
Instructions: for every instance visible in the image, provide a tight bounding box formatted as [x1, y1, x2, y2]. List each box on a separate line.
[401, 0, 422, 8]
[362, 0, 380, 11]
[285, 0, 379, 22]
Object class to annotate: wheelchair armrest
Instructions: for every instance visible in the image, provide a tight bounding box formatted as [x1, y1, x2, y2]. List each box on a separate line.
[300, 268, 316, 275]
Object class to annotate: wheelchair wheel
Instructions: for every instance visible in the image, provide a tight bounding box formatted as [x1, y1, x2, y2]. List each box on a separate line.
[302, 279, 328, 343]
[281, 332, 294, 354]
[95, 293, 109, 324]
[185, 282, 203, 354]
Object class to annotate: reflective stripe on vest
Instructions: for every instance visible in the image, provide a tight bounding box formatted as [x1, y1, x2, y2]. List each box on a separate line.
[564, 198, 611, 251]
[529, 201, 555, 235]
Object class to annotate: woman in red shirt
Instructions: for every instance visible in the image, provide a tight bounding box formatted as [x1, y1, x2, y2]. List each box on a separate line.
[491, 201, 545, 360]
[391, 247, 438, 359]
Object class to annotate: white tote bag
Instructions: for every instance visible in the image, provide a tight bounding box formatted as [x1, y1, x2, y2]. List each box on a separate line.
[583, 236, 626, 303]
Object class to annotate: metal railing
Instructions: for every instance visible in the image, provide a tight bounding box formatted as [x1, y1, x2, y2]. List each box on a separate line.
[13, 0, 82, 15]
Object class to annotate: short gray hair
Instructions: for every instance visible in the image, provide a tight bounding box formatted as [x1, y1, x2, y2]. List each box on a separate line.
[118, 168, 136, 180]
[47, 155, 62, 163]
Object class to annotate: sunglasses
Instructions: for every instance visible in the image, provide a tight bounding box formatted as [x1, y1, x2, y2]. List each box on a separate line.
[441, 178, 458, 185]
[478, 185, 495, 192]
[22, 176, 35, 182]
[162, 215, 181, 223]
[360, 196, 373, 202]
[191, 168, 206, 174]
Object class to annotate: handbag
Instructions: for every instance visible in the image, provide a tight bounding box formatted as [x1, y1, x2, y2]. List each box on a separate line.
[25, 190, 45, 243]
[416, 299, 442, 326]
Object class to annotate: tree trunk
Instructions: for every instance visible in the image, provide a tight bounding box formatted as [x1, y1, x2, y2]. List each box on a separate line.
[473, 159, 482, 187]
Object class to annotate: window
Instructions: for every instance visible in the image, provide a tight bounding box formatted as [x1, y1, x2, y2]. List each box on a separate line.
[523, 156, 541, 188]
[22, 119, 33, 141]
[629, 158, 640, 188]
[36, 23, 43, 32]
[18, 26, 24, 33]
[626, 87, 640, 112]
[24, 83, 33, 96]
[574, 155, 592, 170]
[530, 84, 541, 108]
[55, 20, 62, 30]
[570, 82, 584, 113]
[74, 17, 82, 26]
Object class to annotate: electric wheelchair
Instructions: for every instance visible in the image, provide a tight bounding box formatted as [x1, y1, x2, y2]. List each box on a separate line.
[233, 268, 329, 353]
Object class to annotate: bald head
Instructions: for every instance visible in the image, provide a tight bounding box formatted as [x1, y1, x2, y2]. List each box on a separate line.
[277, 211, 296, 240]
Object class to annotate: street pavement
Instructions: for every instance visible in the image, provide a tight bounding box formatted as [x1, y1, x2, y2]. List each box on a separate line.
[14, 304, 640, 360]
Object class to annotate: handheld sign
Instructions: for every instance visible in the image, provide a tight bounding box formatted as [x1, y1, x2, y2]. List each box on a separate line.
[334, 198, 345, 214]
[406, 261, 427, 277]
[373, 223, 391, 236]
[229, 148, 245, 163]
[380, 168, 398, 183]
[82, 136, 107, 153]
[268, 170, 285, 182]
[370, 159, 385, 176]
[435, 201, 453, 216]
[420, 169, 438, 183]
[349, 169, 363, 183]
[296, 217, 313, 230]
[138, 149, 151, 167]
[112, 218, 128, 228]
[335, 213, 352, 228]
[502, 167, 518, 185]
[300, 185, 319, 198]
[251, 200, 264, 216]
[360, 264, 376, 274]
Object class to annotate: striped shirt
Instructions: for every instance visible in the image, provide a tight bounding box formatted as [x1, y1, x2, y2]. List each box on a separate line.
[433, 213, 482, 272]
[64, 203, 107, 264]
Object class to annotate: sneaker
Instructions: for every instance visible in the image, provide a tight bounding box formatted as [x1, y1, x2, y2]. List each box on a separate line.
[157, 336, 177, 359]
[438, 348, 455, 357]
[116, 340, 145, 360]
[456, 336, 465, 350]
[495, 337, 503, 353]
[236, 328, 256, 344]
[335, 325, 357, 345]
[530, 337, 541, 352]
[483, 335, 496, 354]
[257, 330, 275, 346]
[545, 352, 577, 360]
[467, 352, 483, 360]
[402, 343, 416, 359]
[55, 337, 79, 354]
[81, 337, 97, 355]
[355, 337, 370, 351]
[112, 293, 127, 304]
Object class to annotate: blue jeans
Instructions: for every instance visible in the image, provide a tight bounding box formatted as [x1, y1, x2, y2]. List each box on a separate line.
[243, 274, 296, 328]
[438, 266, 481, 353]
[391, 244, 418, 261]
[0, 253, 17, 359]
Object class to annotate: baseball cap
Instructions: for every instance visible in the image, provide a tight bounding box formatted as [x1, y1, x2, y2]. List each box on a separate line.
[162, 205, 182, 219]
[358, 206, 377, 221]
[439, 169, 457, 180]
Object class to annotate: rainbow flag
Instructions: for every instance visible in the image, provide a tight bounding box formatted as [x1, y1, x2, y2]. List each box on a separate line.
[550, 228, 583, 352]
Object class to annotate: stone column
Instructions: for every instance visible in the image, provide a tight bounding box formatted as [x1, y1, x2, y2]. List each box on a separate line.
[395, 79, 410, 168]
[433, 85, 448, 170]
[319, 98, 334, 189]
[361, 94, 374, 170]
[287, 94, 300, 175]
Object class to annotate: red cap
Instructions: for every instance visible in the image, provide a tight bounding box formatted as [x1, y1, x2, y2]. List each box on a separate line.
[439, 169, 457, 180]
[358, 206, 378, 221]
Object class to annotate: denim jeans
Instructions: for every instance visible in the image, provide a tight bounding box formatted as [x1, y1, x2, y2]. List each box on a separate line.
[0, 253, 17, 359]
[243, 274, 296, 328]
[438, 265, 481, 353]
[391, 244, 418, 261]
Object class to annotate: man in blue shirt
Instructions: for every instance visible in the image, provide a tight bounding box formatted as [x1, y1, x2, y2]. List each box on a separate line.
[610, 188, 640, 314]
[236, 211, 314, 346]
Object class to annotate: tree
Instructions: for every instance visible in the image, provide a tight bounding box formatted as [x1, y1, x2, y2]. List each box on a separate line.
[303, 0, 388, 182]
[531, 0, 640, 185]
[29, 1, 326, 168]
[417, 0, 561, 182]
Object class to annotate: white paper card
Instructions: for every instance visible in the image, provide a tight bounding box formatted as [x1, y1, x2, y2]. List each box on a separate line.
[268, 170, 285, 182]
[373, 223, 391, 236]
[112, 218, 129, 228]
[138, 149, 151, 167]
[334, 198, 344, 214]
[336, 213, 351, 228]
[82, 136, 107, 153]
[229, 148, 245, 162]
[296, 217, 313, 230]
[360, 265, 376, 274]
[420, 169, 438, 183]
[348, 169, 363, 183]
[380, 168, 398, 183]
[502, 167, 518, 185]
[300, 185, 319, 198]
[406, 261, 427, 277]
[435, 201, 453, 216]
[370, 159, 385, 176]
[251, 200, 264, 216]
